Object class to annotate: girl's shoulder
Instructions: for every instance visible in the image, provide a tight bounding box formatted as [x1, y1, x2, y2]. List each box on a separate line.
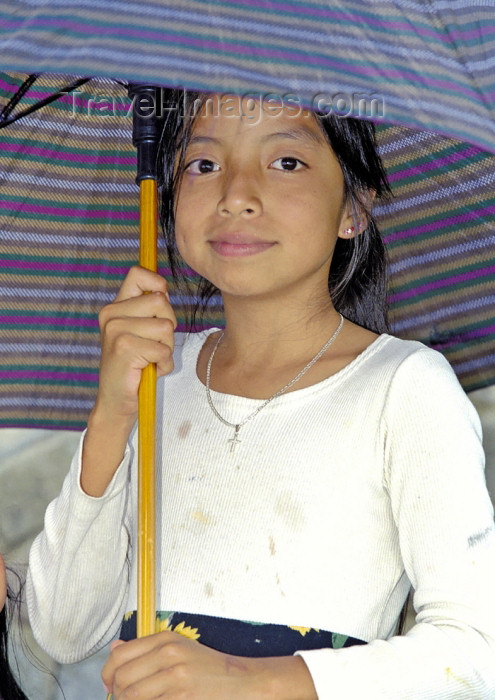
[329, 331, 448, 386]
[374, 334, 480, 433]
[341, 332, 470, 415]
[359, 332, 451, 371]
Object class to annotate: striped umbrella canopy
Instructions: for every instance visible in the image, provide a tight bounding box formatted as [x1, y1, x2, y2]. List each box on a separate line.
[0, 0, 494, 429]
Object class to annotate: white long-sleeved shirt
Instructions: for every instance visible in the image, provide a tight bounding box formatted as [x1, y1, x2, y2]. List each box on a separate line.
[27, 331, 495, 698]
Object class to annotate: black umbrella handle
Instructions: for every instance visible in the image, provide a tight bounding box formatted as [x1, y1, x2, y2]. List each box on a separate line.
[128, 84, 164, 182]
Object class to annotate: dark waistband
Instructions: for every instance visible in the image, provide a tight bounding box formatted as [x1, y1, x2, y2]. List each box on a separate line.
[120, 610, 366, 657]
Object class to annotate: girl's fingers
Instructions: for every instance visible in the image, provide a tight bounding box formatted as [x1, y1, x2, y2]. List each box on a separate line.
[103, 317, 175, 351]
[100, 292, 177, 331]
[107, 334, 175, 377]
[102, 634, 174, 693]
[113, 670, 172, 700]
[113, 266, 169, 303]
[102, 318, 175, 379]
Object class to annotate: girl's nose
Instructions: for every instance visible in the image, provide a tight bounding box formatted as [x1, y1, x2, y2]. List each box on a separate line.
[217, 171, 262, 218]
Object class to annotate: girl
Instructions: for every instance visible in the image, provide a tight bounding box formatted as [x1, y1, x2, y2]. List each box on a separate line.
[27, 92, 495, 699]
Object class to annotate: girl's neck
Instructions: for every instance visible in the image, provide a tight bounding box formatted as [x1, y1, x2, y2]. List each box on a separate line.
[196, 291, 380, 400]
[219, 292, 340, 364]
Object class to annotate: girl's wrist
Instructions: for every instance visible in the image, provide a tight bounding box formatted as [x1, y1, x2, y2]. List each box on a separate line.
[81, 408, 134, 497]
[246, 654, 318, 700]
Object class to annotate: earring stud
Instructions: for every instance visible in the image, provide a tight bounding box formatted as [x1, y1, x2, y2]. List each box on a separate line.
[343, 226, 355, 236]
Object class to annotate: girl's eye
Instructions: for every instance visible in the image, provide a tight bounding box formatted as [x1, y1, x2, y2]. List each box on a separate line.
[185, 159, 220, 174]
[270, 157, 305, 171]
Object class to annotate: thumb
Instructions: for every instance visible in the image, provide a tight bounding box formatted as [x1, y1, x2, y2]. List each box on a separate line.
[110, 639, 126, 652]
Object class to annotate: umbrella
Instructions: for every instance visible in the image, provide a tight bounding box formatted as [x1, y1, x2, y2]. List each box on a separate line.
[1, 0, 494, 150]
[1, 64, 494, 430]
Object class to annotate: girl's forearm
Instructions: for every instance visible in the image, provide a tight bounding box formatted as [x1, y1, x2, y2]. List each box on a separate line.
[252, 654, 318, 700]
[81, 405, 134, 497]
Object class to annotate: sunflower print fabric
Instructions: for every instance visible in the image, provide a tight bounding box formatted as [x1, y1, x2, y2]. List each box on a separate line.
[120, 611, 366, 656]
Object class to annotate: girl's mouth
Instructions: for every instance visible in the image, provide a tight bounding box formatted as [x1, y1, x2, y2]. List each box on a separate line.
[209, 239, 275, 257]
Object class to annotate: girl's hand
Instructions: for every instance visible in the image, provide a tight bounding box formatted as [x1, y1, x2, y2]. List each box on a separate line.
[95, 265, 176, 425]
[81, 266, 177, 497]
[102, 632, 318, 699]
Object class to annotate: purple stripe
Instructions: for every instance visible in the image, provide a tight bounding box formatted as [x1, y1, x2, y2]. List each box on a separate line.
[0, 314, 98, 327]
[383, 206, 495, 243]
[0, 142, 135, 166]
[0, 199, 138, 220]
[0, 259, 132, 274]
[387, 146, 481, 183]
[0, 369, 99, 382]
[389, 265, 495, 303]
[434, 324, 495, 351]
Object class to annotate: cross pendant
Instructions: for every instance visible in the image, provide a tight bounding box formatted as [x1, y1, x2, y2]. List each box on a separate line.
[228, 425, 241, 453]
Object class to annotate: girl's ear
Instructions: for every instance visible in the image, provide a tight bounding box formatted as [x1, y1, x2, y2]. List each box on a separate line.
[338, 192, 376, 239]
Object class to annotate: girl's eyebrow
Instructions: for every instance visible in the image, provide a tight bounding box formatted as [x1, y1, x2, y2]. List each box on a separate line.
[187, 135, 221, 147]
[261, 126, 326, 146]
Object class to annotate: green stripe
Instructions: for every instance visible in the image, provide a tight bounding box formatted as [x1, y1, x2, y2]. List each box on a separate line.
[1, 193, 136, 212]
[2, 136, 132, 158]
[2, 364, 97, 372]
[0, 377, 98, 386]
[1, 270, 130, 279]
[0, 208, 136, 224]
[0, 417, 87, 429]
[392, 257, 495, 293]
[0, 323, 99, 333]
[1, 150, 134, 172]
[385, 205, 495, 244]
[2, 253, 136, 264]
[0, 364, 98, 374]
[392, 279, 495, 306]
[386, 146, 490, 178]
[424, 331, 495, 356]
[0, 309, 95, 318]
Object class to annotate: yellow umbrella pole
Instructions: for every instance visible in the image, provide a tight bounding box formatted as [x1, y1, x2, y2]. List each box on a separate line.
[106, 86, 162, 699]
[137, 177, 158, 639]
[129, 83, 163, 640]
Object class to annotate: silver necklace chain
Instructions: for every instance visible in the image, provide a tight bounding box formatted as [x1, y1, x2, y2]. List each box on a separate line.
[205, 314, 344, 452]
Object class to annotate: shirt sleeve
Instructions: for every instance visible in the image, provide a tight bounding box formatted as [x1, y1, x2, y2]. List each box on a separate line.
[26, 429, 133, 663]
[297, 347, 495, 700]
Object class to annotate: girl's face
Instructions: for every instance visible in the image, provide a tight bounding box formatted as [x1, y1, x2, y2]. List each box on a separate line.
[174, 96, 353, 304]
[0, 554, 6, 611]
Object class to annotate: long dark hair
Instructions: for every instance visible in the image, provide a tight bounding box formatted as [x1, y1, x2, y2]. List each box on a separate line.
[0, 573, 29, 700]
[157, 90, 391, 333]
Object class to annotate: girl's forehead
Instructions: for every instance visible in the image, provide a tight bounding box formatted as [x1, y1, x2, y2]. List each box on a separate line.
[189, 93, 325, 143]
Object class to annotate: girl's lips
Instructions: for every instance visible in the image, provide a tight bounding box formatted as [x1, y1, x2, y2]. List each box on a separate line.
[209, 240, 275, 257]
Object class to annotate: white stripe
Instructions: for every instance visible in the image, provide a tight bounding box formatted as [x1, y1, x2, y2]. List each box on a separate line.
[0, 396, 95, 409]
[0, 229, 142, 248]
[0, 341, 101, 355]
[1, 170, 137, 194]
[16, 114, 133, 139]
[374, 174, 495, 217]
[388, 235, 495, 274]
[391, 294, 495, 332]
